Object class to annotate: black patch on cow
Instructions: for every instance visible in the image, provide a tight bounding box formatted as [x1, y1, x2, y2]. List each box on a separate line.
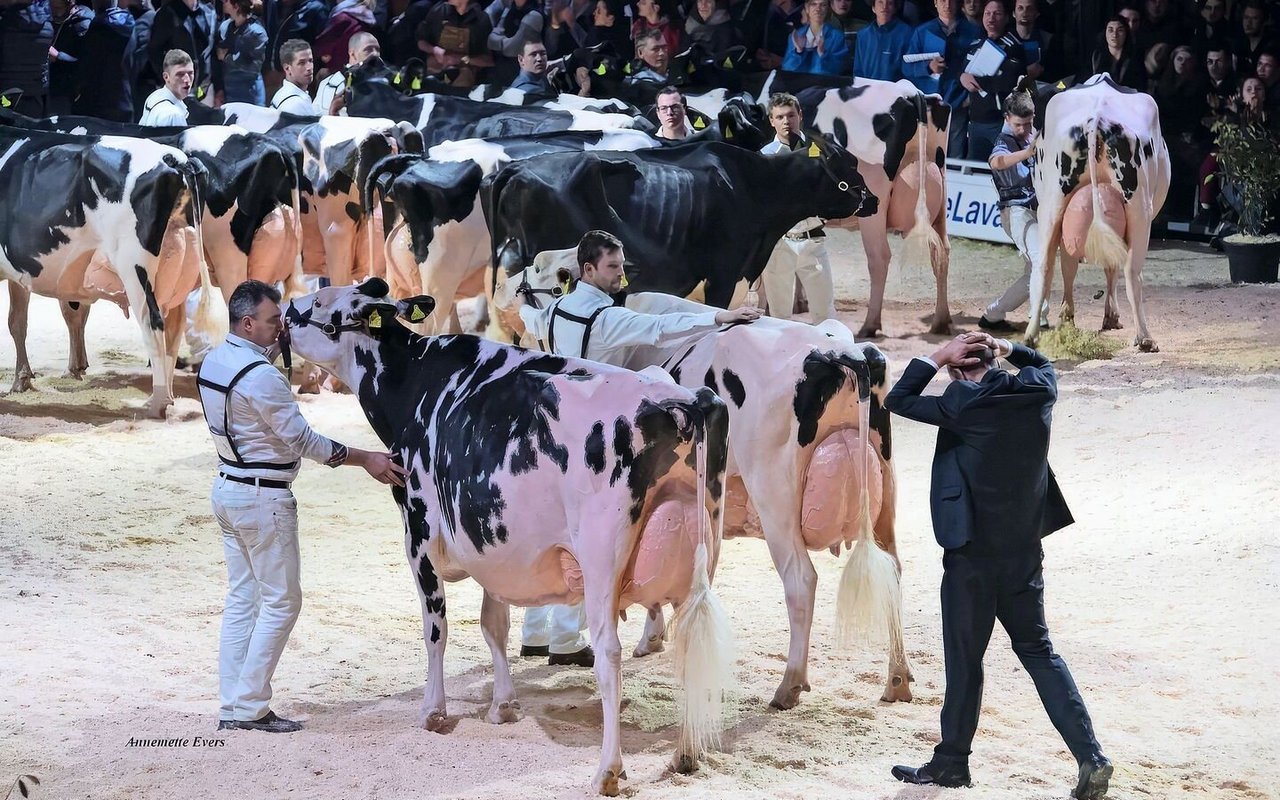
[934, 146, 946, 170]
[1141, 141, 1154, 160]
[830, 117, 849, 150]
[837, 85, 870, 102]
[721, 368, 746, 408]
[869, 96, 917, 180]
[134, 266, 164, 330]
[585, 421, 607, 474]
[862, 346, 892, 461]
[1059, 125, 1089, 196]
[344, 201, 362, 222]
[610, 416, 634, 486]
[131, 159, 184, 258]
[927, 96, 951, 134]
[626, 399, 686, 523]
[669, 365, 682, 383]
[792, 350, 868, 447]
[1101, 122, 1139, 200]
[704, 367, 719, 396]
[430, 623, 441, 643]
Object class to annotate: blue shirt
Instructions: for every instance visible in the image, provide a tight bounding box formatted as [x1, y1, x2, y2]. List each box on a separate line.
[782, 23, 851, 76]
[853, 17, 912, 81]
[989, 123, 1036, 209]
[902, 16, 982, 108]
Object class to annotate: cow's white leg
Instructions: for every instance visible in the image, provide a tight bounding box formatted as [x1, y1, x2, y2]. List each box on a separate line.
[633, 605, 666, 657]
[1026, 226, 1061, 347]
[6, 282, 34, 393]
[480, 591, 520, 724]
[406, 541, 449, 731]
[61, 301, 91, 379]
[1123, 225, 1157, 351]
[758, 501, 817, 710]
[579, 547, 624, 795]
[1059, 249, 1080, 326]
[1101, 265, 1123, 331]
[930, 217, 953, 335]
[859, 211, 891, 338]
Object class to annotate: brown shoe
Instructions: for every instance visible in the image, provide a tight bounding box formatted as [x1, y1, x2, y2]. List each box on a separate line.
[547, 646, 594, 667]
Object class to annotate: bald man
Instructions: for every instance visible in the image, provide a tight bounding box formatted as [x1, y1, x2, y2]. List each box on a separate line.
[312, 31, 380, 115]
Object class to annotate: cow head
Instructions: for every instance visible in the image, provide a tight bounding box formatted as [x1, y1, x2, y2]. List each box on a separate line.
[715, 98, 772, 150]
[806, 133, 878, 219]
[282, 278, 436, 369]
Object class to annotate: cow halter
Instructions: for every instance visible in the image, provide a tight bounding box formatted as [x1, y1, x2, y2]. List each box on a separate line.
[512, 267, 564, 310]
[289, 302, 369, 338]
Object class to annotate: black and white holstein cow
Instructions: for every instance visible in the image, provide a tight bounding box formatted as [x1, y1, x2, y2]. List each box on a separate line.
[0, 127, 217, 416]
[1027, 74, 1171, 351]
[283, 279, 733, 796]
[483, 138, 877, 311]
[494, 268, 910, 708]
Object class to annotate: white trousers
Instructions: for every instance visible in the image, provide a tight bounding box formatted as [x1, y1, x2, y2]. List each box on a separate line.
[521, 604, 588, 654]
[212, 477, 302, 722]
[761, 235, 837, 324]
[986, 206, 1049, 325]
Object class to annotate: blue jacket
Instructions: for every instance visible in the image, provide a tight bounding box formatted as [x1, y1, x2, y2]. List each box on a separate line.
[782, 23, 850, 76]
[902, 16, 981, 108]
[853, 17, 912, 81]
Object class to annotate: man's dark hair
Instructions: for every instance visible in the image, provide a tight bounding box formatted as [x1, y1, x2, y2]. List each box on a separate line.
[656, 84, 683, 103]
[1242, 0, 1267, 18]
[520, 38, 546, 56]
[279, 39, 311, 66]
[228, 280, 282, 328]
[767, 91, 801, 115]
[577, 230, 624, 268]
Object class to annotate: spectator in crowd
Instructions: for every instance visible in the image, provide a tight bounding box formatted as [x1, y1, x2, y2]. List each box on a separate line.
[265, 0, 328, 72]
[1117, 2, 1141, 39]
[1046, 0, 1115, 83]
[1013, 0, 1048, 80]
[1143, 40, 1170, 85]
[583, 0, 632, 56]
[543, 0, 590, 59]
[216, 0, 268, 105]
[853, 0, 911, 81]
[653, 84, 691, 138]
[0, 0, 55, 118]
[1083, 14, 1147, 91]
[270, 37, 314, 112]
[1255, 50, 1280, 107]
[417, 0, 494, 88]
[757, 0, 802, 69]
[487, 0, 545, 84]
[383, 0, 435, 65]
[1193, 0, 1230, 52]
[905, 0, 982, 158]
[626, 27, 671, 82]
[1233, 0, 1271, 77]
[74, 0, 136, 121]
[782, 0, 851, 75]
[1137, 0, 1182, 54]
[140, 47, 193, 124]
[124, 0, 157, 120]
[828, 0, 872, 56]
[960, 0, 979, 27]
[48, 0, 93, 116]
[961, 0, 1026, 161]
[685, 0, 738, 55]
[1198, 74, 1275, 227]
[1204, 44, 1236, 107]
[313, 0, 377, 77]
[149, 0, 216, 104]
[314, 29, 378, 112]
[510, 36, 551, 91]
[631, 0, 682, 55]
[1154, 44, 1210, 199]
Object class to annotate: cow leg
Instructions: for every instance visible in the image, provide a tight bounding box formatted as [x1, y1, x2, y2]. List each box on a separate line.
[480, 591, 520, 724]
[1123, 227, 1157, 351]
[633, 605, 666, 657]
[407, 546, 449, 731]
[61, 301, 91, 380]
[1059, 249, 1080, 327]
[1026, 226, 1061, 347]
[1101, 265, 1123, 331]
[753, 494, 816, 710]
[578, 528, 625, 795]
[7, 282, 35, 393]
[859, 213, 891, 338]
[930, 217, 953, 335]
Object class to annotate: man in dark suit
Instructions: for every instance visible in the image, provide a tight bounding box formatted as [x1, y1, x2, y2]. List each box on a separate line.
[884, 332, 1113, 800]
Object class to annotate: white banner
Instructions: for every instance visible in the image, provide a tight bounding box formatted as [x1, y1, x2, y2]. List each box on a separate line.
[944, 158, 1013, 245]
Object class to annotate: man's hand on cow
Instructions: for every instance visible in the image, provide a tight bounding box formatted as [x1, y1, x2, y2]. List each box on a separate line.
[350, 448, 408, 486]
[328, 91, 346, 115]
[715, 306, 763, 325]
[959, 72, 981, 93]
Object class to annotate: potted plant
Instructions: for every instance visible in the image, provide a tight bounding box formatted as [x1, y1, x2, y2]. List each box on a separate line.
[1211, 116, 1280, 283]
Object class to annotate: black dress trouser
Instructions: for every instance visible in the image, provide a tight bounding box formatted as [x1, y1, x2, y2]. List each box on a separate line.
[933, 546, 1102, 766]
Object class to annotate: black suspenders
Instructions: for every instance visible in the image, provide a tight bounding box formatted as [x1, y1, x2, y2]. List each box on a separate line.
[197, 357, 300, 472]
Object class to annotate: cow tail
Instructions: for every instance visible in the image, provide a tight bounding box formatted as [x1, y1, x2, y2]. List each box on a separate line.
[361, 153, 421, 217]
[1084, 105, 1129, 272]
[832, 353, 903, 663]
[670, 391, 734, 767]
[183, 160, 221, 343]
[283, 161, 307, 300]
[900, 95, 944, 275]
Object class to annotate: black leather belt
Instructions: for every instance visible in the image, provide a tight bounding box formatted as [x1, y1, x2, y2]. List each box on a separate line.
[785, 225, 825, 241]
[220, 472, 291, 490]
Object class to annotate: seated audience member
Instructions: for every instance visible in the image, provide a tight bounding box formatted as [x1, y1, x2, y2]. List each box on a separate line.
[903, 0, 981, 158]
[1082, 14, 1147, 91]
[1136, 0, 1182, 54]
[417, 0, 495, 87]
[140, 47, 194, 125]
[1192, 0, 1230, 55]
[653, 85, 691, 138]
[510, 37, 552, 91]
[828, 0, 872, 55]
[1234, 0, 1272, 77]
[626, 27, 672, 83]
[1204, 44, 1236, 109]
[685, 0, 738, 54]
[631, 0, 683, 56]
[757, 0, 802, 70]
[1257, 51, 1280, 109]
[584, 0, 633, 58]
[782, 0, 850, 75]
[853, 0, 910, 81]
[266, 0, 327, 72]
[1154, 44, 1211, 209]
[488, 0, 545, 84]
[271, 38, 315, 113]
[544, 0, 590, 59]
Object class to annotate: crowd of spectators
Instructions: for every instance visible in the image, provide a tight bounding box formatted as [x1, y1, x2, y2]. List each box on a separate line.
[5, 0, 1280, 221]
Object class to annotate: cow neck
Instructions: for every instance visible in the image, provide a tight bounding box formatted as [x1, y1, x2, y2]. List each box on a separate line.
[759, 148, 838, 241]
[348, 324, 450, 449]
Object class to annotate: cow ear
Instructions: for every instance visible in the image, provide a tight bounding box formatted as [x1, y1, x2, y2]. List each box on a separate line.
[359, 302, 399, 333]
[356, 277, 389, 298]
[396, 295, 437, 324]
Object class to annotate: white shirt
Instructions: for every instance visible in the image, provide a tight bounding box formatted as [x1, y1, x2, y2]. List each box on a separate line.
[519, 281, 720, 366]
[207, 333, 341, 480]
[139, 87, 189, 127]
[271, 80, 313, 115]
[760, 134, 824, 236]
[312, 71, 347, 116]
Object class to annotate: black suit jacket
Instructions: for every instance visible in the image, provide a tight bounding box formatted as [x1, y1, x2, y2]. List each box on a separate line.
[885, 344, 1073, 554]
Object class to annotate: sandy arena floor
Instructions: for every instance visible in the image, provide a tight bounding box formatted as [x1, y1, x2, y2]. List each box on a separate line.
[1, 232, 1277, 800]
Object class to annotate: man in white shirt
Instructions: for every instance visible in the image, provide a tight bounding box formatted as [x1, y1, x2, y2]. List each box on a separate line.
[758, 92, 837, 324]
[516, 230, 760, 665]
[654, 85, 691, 140]
[201, 279, 406, 732]
[270, 39, 315, 114]
[312, 31, 381, 115]
[139, 49, 195, 126]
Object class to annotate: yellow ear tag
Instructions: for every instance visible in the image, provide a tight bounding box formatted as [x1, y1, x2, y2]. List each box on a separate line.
[368, 309, 382, 329]
[693, 116, 706, 129]
[1, 96, 9, 108]
[724, 126, 734, 139]
[394, 73, 402, 85]
[1056, 81, 1065, 89]
[196, 86, 206, 99]
[624, 63, 632, 75]
[410, 305, 426, 322]
[722, 56, 733, 68]
[686, 63, 694, 74]
[595, 62, 607, 75]
[411, 77, 422, 90]
[807, 141, 820, 158]
[620, 274, 629, 289]
[560, 277, 571, 294]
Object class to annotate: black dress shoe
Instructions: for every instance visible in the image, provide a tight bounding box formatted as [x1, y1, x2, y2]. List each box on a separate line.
[978, 316, 1018, 333]
[216, 719, 238, 731]
[548, 645, 594, 667]
[237, 710, 303, 733]
[891, 761, 972, 788]
[1073, 755, 1113, 799]
[520, 644, 550, 657]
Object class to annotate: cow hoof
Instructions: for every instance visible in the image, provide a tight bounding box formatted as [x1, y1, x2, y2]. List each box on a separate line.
[881, 674, 914, 703]
[769, 684, 805, 710]
[487, 700, 521, 724]
[856, 325, 881, 340]
[144, 400, 170, 420]
[1136, 337, 1159, 353]
[593, 769, 621, 796]
[672, 753, 698, 774]
[929, 320, 953, 335]
[633, 636, 664, 658]
[9, 373, 34, 394]
[1101, 317, 1124, 331]
[64, 369, 86, 381]
[422, 710, 448, 732]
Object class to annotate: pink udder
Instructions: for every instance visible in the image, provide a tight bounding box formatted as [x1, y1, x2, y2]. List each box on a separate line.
[1061, 184, 1128, 260]
[886, 162, 944, 233]
[801, 429, 884, 551]
[620, 495, 708, 609]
